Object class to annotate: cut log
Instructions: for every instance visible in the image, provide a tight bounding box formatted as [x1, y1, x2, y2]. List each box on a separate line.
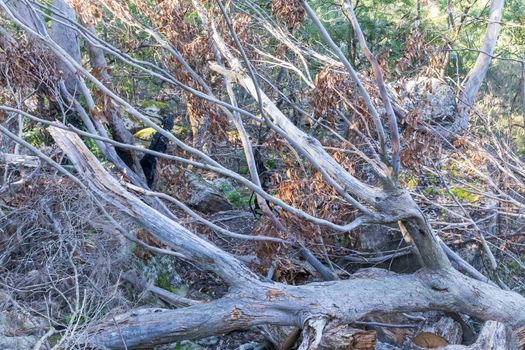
[412, 315, 462, 348]
[318, 324, 376, 350]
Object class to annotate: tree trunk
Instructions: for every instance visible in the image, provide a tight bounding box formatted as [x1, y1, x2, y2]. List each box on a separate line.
[457, 0, 505, 130]
[47, 126, 525, 349]
[83, 21, 146, 178]
[50, 0, 81, 94]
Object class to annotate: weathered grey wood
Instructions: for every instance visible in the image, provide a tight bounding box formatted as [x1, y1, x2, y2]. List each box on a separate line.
[442, 321, 517, 349]
[0, 152, 39, 167]
[48, 127, 260, 287]
[457, 0, 505, 130]
[21, 4, 522, 349]
[80, 269, 525, 349]
[211, 63, 451, 270]
[47, 127, 525, 350]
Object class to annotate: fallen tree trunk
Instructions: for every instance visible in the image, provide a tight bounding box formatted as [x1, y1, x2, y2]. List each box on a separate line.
[48, 126, 258, 287]
[77, 268, 525, 349]
[48, 127, 525, 349]
[0, 152, 39, 167]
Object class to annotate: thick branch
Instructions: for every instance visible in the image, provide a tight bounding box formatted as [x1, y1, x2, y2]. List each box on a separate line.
[47, 126, 260, 287]
[82, 269, 525, 349]
[210, 63, 382, 206]
[0, 152, 39, 167]
[341, 0, 401, 182]
[302, 1, 388, 161]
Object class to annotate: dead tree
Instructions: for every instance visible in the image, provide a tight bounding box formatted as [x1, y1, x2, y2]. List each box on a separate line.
[0, 0, 523, 349]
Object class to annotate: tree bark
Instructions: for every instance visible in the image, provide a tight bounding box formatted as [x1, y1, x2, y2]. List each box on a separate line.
[47, 126, 525, 349]
[76, 268, 525, 349]
[443, 321, 517, 349]
[457, 0, 505, 130]
[82, 21, 146, 178]
[0, 152, 39, 167]
[50, 0, 81, 94]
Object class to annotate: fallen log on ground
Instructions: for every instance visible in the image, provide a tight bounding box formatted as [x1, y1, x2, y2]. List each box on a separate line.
[0, 152, 39, 167]
[48, 127, 525, 349]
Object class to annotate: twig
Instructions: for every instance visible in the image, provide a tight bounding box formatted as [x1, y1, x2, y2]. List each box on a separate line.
[32, 327, 56, 350]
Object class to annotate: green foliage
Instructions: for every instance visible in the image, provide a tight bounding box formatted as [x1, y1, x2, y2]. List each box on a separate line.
[302, 0, 420, 68]
[155, 267, 172, 291]
[171, 342, 199, 350]
[447, 187, 479, 203]
[238, 165, 249, 175]
[217, 181, 251, 207]
[140, 100, 170, 110]
[23, 124, 51, 148]
[155, 267, 188, 294]
[83, 137, 105, 161]
[422, 186, 440, 198]
[147, 255, 188, 295]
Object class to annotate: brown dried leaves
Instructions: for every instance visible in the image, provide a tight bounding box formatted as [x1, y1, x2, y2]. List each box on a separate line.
[271, 0, 305, 30]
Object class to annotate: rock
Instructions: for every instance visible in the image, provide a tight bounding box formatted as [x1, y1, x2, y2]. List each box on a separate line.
[142, 255, 187, 298]
[358, 224, 402, 252]
[356, 225, 419, 273]
[197, 336, 219, 346]
[186, 173, 232, 214]
[399, 77, 458, 123]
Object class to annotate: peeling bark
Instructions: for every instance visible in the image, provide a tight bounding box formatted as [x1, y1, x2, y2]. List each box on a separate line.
[76, 269, 525, 349]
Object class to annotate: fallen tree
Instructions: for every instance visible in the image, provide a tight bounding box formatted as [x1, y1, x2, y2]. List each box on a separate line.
[1, 0, 524, 349]
[49, 126, 525, 348]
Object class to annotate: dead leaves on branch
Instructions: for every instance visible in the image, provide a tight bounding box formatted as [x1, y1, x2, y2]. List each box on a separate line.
[0, 39, 59, 101]
[69, 0, 103, 25]
[400, 108, 441, 169]
[271, 0, 305, 31]
[253, 167, 356, 276]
